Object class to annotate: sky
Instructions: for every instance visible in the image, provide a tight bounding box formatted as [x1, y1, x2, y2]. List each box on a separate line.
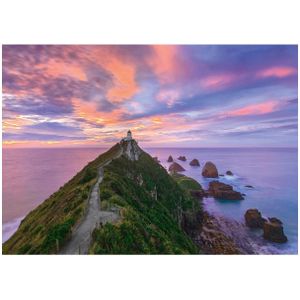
[2, 45, 298, 148]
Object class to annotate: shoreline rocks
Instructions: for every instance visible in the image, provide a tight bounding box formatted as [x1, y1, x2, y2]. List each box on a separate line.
[263, 218, 288, 243]
[168, 162, 185, 173]
[167, 155, 173, 162]
[178, 156, 187, 161]
[153, 156, 160, 163]
[245, 209, 288, 243]
[208, 181, 244, 200]
[189, 158, 200, 166]
[226, 170, 233, 176]
[244, 209, 266, 228]
[202, 161, 218, 178]
[245, 185, 254, 188]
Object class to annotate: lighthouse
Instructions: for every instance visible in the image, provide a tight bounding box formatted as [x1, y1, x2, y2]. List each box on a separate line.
[123, 130, 133, 141]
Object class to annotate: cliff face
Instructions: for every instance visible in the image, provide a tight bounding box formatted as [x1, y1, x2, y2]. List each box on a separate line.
[120, 139, 142, 161]
[3, 139, 202, 254]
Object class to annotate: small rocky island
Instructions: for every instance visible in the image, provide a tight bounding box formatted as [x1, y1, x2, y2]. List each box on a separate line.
[189, 159, 200, 166]
[167, 155, 173, 162]
[202, 161, 218, 178]
[178, 156, 187, 161]
[244, 209, 287, 243]
[208, 181, 244, 200]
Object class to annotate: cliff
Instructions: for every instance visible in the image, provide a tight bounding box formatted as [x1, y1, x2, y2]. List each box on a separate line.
[3, 139, 202, 254]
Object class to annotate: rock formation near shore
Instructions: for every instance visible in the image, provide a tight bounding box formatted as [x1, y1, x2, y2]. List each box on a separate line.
[169, 162, 186, 173]
[167, 155, 173, 162]
[178, 156, 187, 161]
[208, 181, 244, 200]
[190, 159, 200, 166]
[263, 218, 287, 243]
[244, 209, 266, 228]
[202, 161, 218, 178]
[226, 170, 233, 176]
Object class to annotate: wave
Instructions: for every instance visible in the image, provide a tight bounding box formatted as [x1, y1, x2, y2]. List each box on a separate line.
[2, 216, 24, 243]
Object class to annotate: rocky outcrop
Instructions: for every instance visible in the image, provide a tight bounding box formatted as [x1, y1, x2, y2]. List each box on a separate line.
[263, 218, 287, 243]
[208, 181, 244, 200]
[189, 159, 200, 166]
[120, 139, 141, 161]
[245, 185, 254, 188]
[244, 209, 266, 228]
[197, 212, 241, 254]
[178, 156, 187, 161]
[167, 155, 173, 162]
[168, 162, 185, 173]
[153, 157, 160, 163]
[226, 170, 233, 176]
[202, 161, 218, 178]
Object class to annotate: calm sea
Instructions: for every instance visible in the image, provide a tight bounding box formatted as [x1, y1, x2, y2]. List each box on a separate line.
[2, 147, 298, 254]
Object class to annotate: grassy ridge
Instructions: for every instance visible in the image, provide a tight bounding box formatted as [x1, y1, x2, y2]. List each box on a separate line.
[3, 143, 121, 254]
[90, 151, 202, 254]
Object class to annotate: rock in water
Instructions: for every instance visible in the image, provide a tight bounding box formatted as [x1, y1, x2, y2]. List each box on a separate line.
[167, 155, 173, 162]
[226, 170, 233, 176]
[208, 181, 244, 200]
[178, 156, 187, 161]
[263, 218, 287, 243]
[169, 162, 186, 173]
[244, 209, 266, 228]
[202, 161, 218, 178]
[190, 159, 200, 166]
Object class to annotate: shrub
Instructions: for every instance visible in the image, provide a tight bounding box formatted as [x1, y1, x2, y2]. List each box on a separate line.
[80, 168, 97, 184]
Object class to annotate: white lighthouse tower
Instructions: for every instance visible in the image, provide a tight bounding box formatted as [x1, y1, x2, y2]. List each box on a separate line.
[123, 130, 132, 141]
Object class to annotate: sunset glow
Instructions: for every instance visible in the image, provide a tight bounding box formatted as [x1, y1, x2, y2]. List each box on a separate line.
[2, 45, 298, 148]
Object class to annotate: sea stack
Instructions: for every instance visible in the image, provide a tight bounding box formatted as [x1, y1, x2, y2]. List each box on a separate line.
[263, 218, 287, 243]
[178, 156, 187, 161]
[208, 181, 244, 200]
[169, 162, 185, 173]
[167, 155, 173, 162]
[226, 170, 233, 176]
[244, 209, 266, 228]
[202, 161, 218, 178]
[190, 159, 200, 166]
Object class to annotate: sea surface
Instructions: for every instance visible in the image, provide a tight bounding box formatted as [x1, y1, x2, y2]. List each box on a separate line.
[2, 147, 298, 254]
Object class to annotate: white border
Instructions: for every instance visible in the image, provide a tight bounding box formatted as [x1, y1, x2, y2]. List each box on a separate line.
[1, 1, 299, 300]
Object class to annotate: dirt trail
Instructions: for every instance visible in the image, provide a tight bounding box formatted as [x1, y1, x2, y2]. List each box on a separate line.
[60, 165, 119, 254]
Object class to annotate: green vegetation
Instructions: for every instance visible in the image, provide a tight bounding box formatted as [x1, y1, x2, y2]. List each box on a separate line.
[90, 151, 202, 254]
[3, 143, 122, 254]
[3, 140, 203, 255]
[171, 173, 203, 191]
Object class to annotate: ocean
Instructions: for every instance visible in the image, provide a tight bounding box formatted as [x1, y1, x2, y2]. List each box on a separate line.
[2, 147, 298, 254]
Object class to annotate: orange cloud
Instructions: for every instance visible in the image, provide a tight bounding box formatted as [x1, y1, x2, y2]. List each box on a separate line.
[148, 45, 180, 83]
[38, 59, 87, 81]
[72, 98, 126, 127]
[257, 66, 297, 78]
[227, 100, 280, 117]
[105, 57, 139, 103]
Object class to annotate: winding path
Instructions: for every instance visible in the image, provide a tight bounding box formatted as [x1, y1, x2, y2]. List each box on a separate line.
[60, 166, 119, 254]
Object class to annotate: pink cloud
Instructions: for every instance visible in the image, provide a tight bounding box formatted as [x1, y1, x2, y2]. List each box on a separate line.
[156, 89, 181, 107]
[227, 100, 280, 117]
[257, 66, 297, 78]
[199, 73, 237, 90]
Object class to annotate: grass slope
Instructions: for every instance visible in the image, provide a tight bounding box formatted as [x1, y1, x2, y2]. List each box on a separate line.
[3, 144, 121, 254]
[90, 151, 202, 254]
